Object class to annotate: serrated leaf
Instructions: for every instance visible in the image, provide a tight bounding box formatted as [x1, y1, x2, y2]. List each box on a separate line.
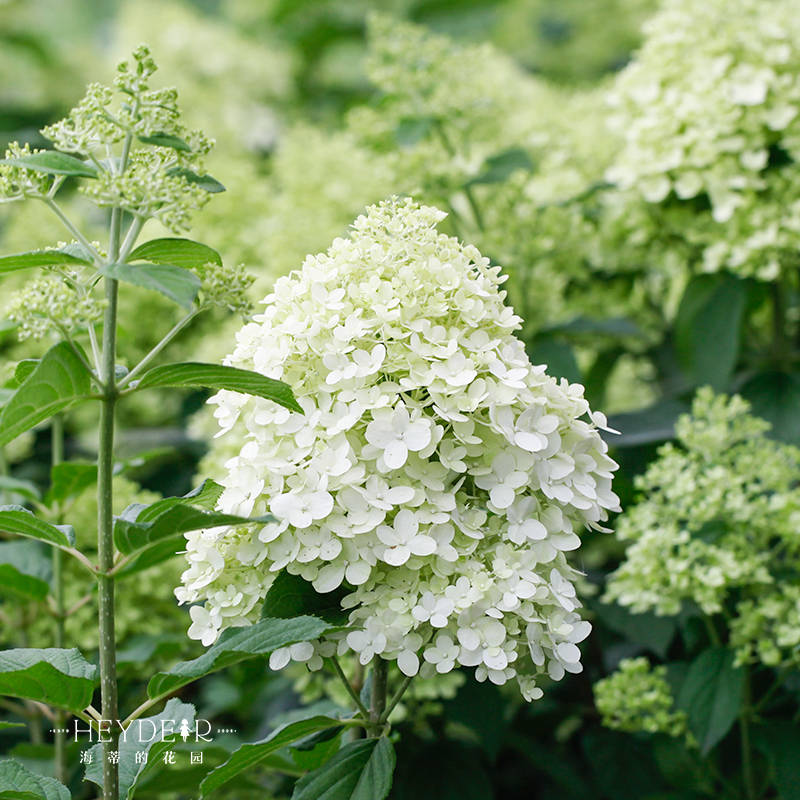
[261, 571, 349, 626]
[0, 759, 70, 800]
[134, 363, 301, 413]
[46, 463, 97, 505]
[200, 716, 345, 796]
[128, 238, 222, 270]
[0, 506, 75, 548]
[291, 738, 395, 800]
[137, 133, 191, 151]
[0, 476, 41, 502]
[0, 152, 98, 179]
[467, 148, 534, 186]
[165, 168, 225, 193]
[98, 262, 200, 310]
[148, 616, 335, 699]
[114, 504, 272, 557]
[291, 728, 344, 771]
[0, 648, 96, 714]
[0, 342, 93, 448]
[183, 479, 224, 510]
[0, 249, 92, 275]
[84, 699, 195, 800]
[12, 361, 40, 388]
[0, 541, 52, 601]
[677, 647, 744, 754]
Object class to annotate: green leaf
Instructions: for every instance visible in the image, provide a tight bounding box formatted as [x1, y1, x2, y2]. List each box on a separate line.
[0, 722, 26, 731]
[741, 371, 800, 446]
[84, 699, 195, 800]
[0, 152, 98, 179]
[677, 646, 744, 754]
[0, 506, 75, 548]
[98, 262, 200, 310]
[261, 571, 349, 626]
[527, 338, 581, 384]
[165, 167, 226, 193]
[46, 463, 97, 505]
[200, 716, 345, 796]
[291, 738, 395, 800]
[0, 541, 52, 601]
[0, 342, 93, 448]
[0, 249, 92, 275]
[608, 399, 691, 448]
[291, 728, 344, 772]
[114, 504, 272, 557]
[148, 616, 335, 699]
[137, 133, 191, 151]
[467, 148, 534, 186]
[0, 648, 96, 714]
[0, 476, 41, 502]
[128, 238, 222, 270]
[753, 722, 800, 800]
[674, 273, 748, 391]
[591, 600, 678, 659]
[12, 361, 41, 388]
[134, 363, 302, 413]
[0, 759, 70, 800]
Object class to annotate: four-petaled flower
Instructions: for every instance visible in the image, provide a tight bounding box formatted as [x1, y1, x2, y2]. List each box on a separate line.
[377, 509, 437, 565]
[366, 404, 432, 470]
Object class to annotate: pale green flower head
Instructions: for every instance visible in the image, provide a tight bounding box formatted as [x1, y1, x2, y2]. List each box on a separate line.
[605, 388, 800, 667]
[594, 657, 690, 740]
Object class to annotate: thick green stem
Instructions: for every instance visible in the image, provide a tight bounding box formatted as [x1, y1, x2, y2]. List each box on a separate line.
[97, 273, 120, 800]
[368, 658, 389, 738]
[51, 415, 68, 784]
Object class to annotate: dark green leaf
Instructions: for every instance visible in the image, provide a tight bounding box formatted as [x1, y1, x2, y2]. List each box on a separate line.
[0, 342, 93, 448]
[547, 317, 643, 338]
[0, 506, 75, 548]
[1, 152, 98, 178]
[166, 168, 226, 193]
[84, 699, 195, 800]
[608, 399, 691, 448]
[137, 133, 191, 151]
[527, 338, 581, 383]
[98, 263, 200, 310]
[741, 371, 800, 445]
[0, 648, 96, 714]
[753, 722, 800, 800]
[0, 541, 52, 601]
[677, 647, 744, 754]
[128, 238, 222, 270]
[0, 759, 70, 800]
[291, 728, 344, 771]
[467, 148, 534, 186]
[148, 616, 335, 699]
[46, 463, 97, 505]
[200, 716, 345, 796]
[583, 729, 667, 800]
[0, 476, 40, 502]
[291, 738, 395, 800]
[12, 361, 40, 388]
[394, 117, 436, 147]
[0, 249, 92, 275]
[0, 722, 26, 731]
[134, 363, 301, 413]
[261, 571, 349, 626]
[183, 479, 224, 510]
[674, 273, 748, 391]
[441, 679, 507, 760]
[591, 600, 678, 659]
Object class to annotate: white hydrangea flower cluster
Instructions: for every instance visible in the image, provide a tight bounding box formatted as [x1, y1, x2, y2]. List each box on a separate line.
[604, 0, 800, 278]
[177, 198, 620, 701]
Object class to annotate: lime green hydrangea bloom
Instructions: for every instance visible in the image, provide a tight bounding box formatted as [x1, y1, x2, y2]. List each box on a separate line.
[594, 657, 689, 739]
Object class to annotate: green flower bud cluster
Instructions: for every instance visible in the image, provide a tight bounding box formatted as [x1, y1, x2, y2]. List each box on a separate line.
[594, 657, 689, 739]
[5, 265, 107, 341]
[195, 260, 255, 316]
[0, 143, 54, 202]
[605, 388, 800, 667]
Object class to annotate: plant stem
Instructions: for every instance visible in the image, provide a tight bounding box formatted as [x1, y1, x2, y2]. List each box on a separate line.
[741, 666, 757, 800]
[368, 657, 388, 738]
[50, 414, 68, 785]
[379, 673, 414, 724]
[330, 656, 370, 720]
[43, 199, 102, 265]
[97, 232, 120, 798]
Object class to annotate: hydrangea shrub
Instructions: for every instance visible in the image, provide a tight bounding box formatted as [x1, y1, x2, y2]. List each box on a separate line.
[178, 198, 620, 701]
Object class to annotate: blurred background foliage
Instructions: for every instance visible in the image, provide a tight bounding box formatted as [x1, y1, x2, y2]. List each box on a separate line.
[1, 0, 799, 798]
